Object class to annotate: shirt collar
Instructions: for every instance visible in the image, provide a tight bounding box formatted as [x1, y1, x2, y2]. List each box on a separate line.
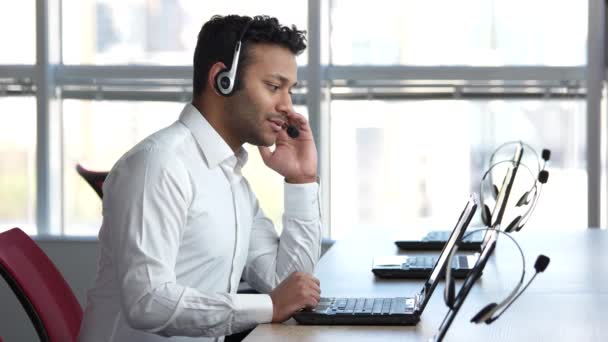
[178, 103, 248, 169]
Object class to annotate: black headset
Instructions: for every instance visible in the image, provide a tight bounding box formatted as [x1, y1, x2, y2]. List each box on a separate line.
[444, 228, 550, 325]
[480, 142, 550, 232]
[215, 19, 253, 96]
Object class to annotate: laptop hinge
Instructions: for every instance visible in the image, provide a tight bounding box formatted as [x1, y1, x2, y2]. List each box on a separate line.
[414, 290, 424, 311]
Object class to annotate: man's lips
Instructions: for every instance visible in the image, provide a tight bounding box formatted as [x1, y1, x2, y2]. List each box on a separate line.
[268, 118, 286, 132]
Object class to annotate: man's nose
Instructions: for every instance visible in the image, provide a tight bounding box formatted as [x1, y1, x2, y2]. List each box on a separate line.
[276, 91, 293, 115]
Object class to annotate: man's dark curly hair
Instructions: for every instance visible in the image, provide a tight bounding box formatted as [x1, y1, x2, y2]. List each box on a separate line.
[192, 15, 307, 97]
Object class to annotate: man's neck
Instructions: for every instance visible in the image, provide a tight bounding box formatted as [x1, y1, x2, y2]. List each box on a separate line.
[191, 97, 241, 152]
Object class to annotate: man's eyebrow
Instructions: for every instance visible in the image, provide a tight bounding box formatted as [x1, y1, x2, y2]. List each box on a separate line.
[269, 73, 298, 88]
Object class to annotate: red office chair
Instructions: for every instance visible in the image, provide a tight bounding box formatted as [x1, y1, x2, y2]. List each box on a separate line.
[0, 228, 83, 342]
[75, 164, 108, 199]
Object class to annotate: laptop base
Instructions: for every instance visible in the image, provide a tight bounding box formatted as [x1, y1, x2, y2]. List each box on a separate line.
[395, 230, 484, 251]
[372, 268, 473, 279]
[293, 297, 419, 326]
[293, 312, 420, 325]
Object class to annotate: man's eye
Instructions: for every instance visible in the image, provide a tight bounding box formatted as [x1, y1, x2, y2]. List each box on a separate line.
[267, 84, 280, 92]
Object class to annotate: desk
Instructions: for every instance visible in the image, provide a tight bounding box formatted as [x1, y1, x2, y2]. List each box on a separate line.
[244, 229, 608, 341]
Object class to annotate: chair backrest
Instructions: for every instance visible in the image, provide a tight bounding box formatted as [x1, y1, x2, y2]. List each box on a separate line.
[0, 228, 83, 342]
[75, 164, 109, 199]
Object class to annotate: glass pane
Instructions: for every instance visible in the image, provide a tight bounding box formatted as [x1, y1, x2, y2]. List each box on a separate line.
[62, 100, 304, 236]
[0, 97, 36, 234]
[0, 1, 35, 64]
[242, 105, 308, 234]
[62, 0, 308, 65]
[330, 99, 585, 239]
[330, 0, 587, 66]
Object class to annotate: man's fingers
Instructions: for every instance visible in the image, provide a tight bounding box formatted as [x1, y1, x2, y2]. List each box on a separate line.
[309, 281, 321, 295]
[285, 111, 309, 129]
[303, 297, 318, 309]
[298, 274, 321, 294]
[305, 276, 321, 290]
[300, 281, 321, 305]
[294, 290, 319, 311]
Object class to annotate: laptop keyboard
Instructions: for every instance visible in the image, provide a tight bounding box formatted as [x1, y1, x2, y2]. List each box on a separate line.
[405, 255, 468, 269]
[312, 297, 415, 315]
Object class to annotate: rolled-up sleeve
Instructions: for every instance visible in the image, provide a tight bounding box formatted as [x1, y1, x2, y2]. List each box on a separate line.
[243, 181, 322, 293]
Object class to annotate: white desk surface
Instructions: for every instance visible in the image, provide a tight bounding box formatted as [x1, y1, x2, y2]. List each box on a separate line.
[244, 228, 608, 341]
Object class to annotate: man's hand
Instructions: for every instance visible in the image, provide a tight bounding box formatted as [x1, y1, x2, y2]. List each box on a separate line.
[258, 111, 317, 184]
[269, 271, 321, 322]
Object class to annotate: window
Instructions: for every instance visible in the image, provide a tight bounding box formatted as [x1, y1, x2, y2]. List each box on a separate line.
[330, 99, 586, 238]
[0, 1, 35, 64]
[330, 0, 587, 65]
[62, 0, 308, 65]
[0, 0, 600, 237]
[0, 97, 36, 234]
[326, 0, 589, 236]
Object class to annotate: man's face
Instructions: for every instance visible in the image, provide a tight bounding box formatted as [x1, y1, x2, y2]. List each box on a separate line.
[225, 43, 298, 147]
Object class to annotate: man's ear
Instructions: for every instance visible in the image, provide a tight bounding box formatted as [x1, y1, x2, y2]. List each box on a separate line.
[208, 62, 227, 96]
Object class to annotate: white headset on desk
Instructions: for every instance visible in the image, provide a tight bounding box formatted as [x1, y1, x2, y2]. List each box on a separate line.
[479, 142, 551, 233]
[443, 227, 550, 325]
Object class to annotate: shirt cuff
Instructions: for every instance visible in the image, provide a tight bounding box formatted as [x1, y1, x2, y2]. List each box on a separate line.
[233, 294, 274, 324]
[284, 182, 320, 220]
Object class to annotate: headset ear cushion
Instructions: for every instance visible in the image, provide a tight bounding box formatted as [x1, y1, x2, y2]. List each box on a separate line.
[481, 204, 492, 226]
[516, 191, 530, 207]
[504, 215, 522, 233]
[470, 302, 498, 324]
[492, 184, 499, 199]
[214, 69, 231, 95]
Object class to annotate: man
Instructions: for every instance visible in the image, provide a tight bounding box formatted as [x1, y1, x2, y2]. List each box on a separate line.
[78, 15, 322, 342]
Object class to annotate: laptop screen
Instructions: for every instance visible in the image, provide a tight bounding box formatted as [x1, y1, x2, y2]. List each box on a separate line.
[417, 193, 478, 311]
[490, 142, 523, 228]
[474, 142, 524, 251]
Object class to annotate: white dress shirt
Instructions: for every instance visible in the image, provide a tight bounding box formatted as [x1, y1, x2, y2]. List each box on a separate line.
[78, 103, 322, 342]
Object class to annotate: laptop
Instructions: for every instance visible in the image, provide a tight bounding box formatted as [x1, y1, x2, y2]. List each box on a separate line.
[371, 254, 477, 279]
[292, 194, 478, 326]
[372, 197, 479, 279]
[394, 142, 524, 251]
